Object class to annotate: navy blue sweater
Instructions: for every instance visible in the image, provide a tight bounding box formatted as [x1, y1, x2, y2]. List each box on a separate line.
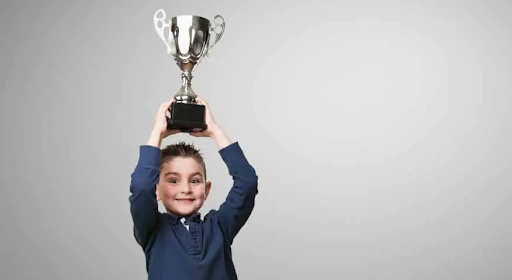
[129, 142, 258, 280]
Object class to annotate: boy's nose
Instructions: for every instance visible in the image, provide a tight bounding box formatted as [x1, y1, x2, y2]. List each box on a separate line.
[181, 183, 192, 193]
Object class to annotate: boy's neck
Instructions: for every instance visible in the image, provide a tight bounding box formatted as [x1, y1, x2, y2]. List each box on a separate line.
[166, 210, 201, 220]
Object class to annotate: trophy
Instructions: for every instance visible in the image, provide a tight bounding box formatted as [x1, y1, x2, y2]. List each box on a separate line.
[153, 9, 225, 132]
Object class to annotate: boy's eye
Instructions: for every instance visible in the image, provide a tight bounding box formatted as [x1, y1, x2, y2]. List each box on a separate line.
[169, 178, 178, 184]
[191, 178, 201, 183]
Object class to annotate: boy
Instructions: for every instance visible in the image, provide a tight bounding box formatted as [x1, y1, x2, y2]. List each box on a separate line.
[129, 97, 258, 280]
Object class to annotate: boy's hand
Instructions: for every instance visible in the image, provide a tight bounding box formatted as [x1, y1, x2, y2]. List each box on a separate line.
[147, 99, 180, 148]
[188, 96, 220, 138]
[189, 96, 232, 149]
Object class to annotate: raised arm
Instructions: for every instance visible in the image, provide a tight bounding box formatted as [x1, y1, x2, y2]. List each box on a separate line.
[189, 97, 259, 244]
[129, 144, 161, 251]
[216, 140, 258, 244]
[129, 99, 180, 251]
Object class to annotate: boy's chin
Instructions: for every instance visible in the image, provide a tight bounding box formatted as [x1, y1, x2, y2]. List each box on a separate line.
[165, 204, 202, 217]
[175, 209, 196, 216]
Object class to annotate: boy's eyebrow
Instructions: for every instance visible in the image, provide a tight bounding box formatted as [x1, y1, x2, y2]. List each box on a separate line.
[163, 172, 203, 177]
[164, 172, 180, 177]
[190, 172, 203, 177]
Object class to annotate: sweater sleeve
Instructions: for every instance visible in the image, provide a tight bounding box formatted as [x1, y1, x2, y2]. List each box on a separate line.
[216, 142, 259, 244]
[129, 145, 161, 251]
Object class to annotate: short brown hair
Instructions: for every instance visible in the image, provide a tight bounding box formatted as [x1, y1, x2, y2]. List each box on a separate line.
[160, 141, 207, 178]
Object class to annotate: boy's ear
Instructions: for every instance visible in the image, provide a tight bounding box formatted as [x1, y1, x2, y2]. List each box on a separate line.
[155, 183, 161, 201]
[205, 181, 212, 199]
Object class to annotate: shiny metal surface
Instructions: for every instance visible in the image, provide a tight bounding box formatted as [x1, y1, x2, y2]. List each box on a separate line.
[153, 9, 225, 103]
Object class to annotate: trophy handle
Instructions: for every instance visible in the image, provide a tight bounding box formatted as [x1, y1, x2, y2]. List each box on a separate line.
[153, 9, 172, 54]
[209, 15, 225, 50]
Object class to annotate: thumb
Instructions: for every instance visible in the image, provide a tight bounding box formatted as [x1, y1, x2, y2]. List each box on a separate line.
[189, 131, 203, 137]
[195, 97, 208, 106]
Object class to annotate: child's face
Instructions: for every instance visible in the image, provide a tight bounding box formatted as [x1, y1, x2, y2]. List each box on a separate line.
[157, 156, 211, 216]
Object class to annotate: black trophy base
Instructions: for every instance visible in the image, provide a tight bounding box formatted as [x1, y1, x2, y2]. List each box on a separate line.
[167, 102, 207, 133]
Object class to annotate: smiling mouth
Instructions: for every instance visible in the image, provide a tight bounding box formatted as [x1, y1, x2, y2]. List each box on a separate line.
[176, 199, 195, 203]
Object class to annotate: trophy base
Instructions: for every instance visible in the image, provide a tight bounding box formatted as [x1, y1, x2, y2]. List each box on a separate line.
[167, 102, 207, 132]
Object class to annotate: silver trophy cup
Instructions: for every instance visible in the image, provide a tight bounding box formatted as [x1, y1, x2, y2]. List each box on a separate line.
[153, 9, 225, 132]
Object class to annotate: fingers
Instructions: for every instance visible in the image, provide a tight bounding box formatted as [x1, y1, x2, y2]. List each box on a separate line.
[160, 98, 174, 107]
[158, 98, 175, 115]
[169, 98, 177, 112]
[195, 96, 208, 106]
[189, 131, 207, 137]
[159, 101, 169, 112]
[165, 129, 180, 137]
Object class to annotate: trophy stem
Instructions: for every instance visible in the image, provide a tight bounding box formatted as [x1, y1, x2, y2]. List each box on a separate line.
[175, 71, 197, 103]
[181, 71, 193, 87]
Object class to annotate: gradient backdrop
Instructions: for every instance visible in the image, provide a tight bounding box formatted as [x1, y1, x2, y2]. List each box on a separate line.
[1, 0, 511, 279]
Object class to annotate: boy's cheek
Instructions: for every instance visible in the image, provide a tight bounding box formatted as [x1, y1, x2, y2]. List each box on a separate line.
[158, 188, 176, 200]
[163, 192, 176, 200]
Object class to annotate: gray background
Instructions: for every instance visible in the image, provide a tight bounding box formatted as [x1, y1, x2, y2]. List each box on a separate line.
[1, 0, 511, 279]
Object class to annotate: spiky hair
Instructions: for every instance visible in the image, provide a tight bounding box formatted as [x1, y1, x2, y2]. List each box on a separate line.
[160, 141, 207, 178]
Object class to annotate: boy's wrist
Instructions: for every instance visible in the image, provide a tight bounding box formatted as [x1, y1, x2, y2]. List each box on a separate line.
[209, 124, 222, 139]
[209, 124, 232, 150]
[147, 129, 163, 148]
